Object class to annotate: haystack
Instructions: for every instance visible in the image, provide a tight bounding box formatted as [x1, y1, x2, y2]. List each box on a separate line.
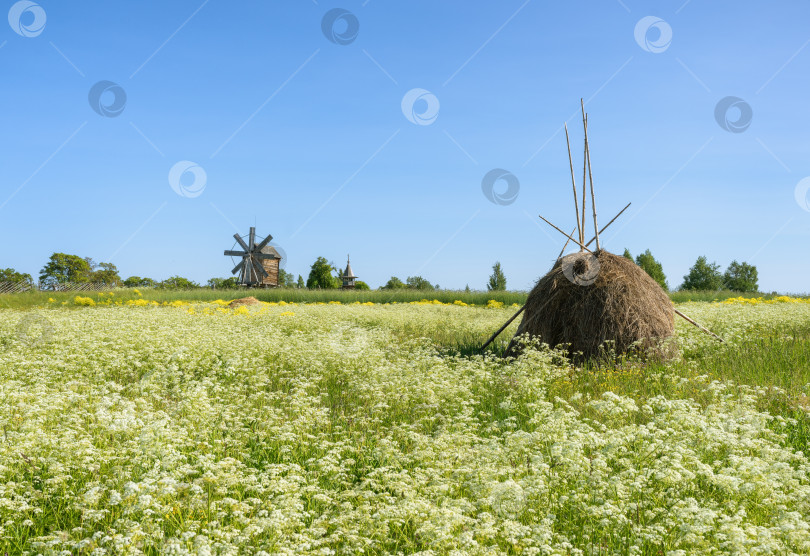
[482, 100, 720, 359]
[228, 296, 261, 307]
[506, 250, 674, 358]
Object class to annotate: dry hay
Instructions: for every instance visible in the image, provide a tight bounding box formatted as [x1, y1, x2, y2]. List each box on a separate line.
[506, 250, 674, 359]
[228, 296, 262, 307]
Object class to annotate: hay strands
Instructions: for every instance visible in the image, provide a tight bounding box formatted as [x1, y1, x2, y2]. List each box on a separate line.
[673, 308, 725, 343]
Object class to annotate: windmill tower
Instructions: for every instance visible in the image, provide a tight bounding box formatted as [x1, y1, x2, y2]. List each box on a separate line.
[224, 227, 281, 287]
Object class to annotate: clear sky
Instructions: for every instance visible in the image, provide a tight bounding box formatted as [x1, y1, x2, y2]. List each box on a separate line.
[2, 1, 809, 292]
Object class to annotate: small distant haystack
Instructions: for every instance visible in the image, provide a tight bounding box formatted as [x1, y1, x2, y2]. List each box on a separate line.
[228, 296, 261, 307]
[506, 250, 674, 359]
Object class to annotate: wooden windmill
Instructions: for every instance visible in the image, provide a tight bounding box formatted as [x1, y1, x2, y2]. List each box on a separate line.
[224, 227, 281, 287]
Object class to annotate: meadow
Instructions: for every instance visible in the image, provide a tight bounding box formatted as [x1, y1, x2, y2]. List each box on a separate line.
[0, 286, 786, 311]
[1, 294, 810, 554]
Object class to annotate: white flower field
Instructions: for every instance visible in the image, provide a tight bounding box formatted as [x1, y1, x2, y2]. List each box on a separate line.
[1, 299, 810, 554]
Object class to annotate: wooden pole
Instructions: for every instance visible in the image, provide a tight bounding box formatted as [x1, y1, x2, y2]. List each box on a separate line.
[584, 202, 631, 248]
[582, 99, 600, 251]
[564, 123, 582, 248]
[581, 109, 587, 249]
[557, 227, 577, 259]
[673, 308, 725, 343]
[480, 305, 525, 350]
[538, 215, 594, 253]
[481, 290, 560, 352]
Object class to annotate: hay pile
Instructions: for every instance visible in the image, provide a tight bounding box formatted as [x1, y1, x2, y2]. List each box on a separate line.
[507, 250, 674, 359]
[228, 296, 262, 307]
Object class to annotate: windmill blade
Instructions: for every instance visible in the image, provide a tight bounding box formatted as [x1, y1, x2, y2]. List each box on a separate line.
[248, 227, 255, 253]
[255, 235, 273, 253]
[224, 250, 247, 257]
[232, 260, 245, 275]
[253, 252, 278, 260]
[233, 233, 249, 252]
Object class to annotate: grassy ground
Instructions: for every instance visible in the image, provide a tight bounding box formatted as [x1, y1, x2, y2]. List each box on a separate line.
[2, 299, 810, 553]
[0, 286, 795, 310]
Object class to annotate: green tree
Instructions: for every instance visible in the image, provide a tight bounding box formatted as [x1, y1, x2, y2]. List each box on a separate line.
[635, 250, 668, 291]
[381, 276, 405, 290]
[306, 257, 339, 289]
[39, 253, 92, 286]
[158, 276, 200, 290]
[207, 277, 240, 289]
[406, 276, 436, 291]
[681, 256, 723, 291]
[296, 275, 305, 289]
[91, 262, 121, 286]
[723, 260, 758, 292]
[123, 276, 156, 288]
[487, 261, 507, 291]
[0, 268, 33, 285]
[354, 280, 371, 290]
[464, 284, 471, 293]
[622, 248, 633, 261]
[278, 269, 296, 288]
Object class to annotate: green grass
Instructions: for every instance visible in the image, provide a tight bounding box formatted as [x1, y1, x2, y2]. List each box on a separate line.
[3, 301, 810, 552]
[2, 286, 802, 310]
[0, 287, 528, 309]
[667, 289, 794, 303]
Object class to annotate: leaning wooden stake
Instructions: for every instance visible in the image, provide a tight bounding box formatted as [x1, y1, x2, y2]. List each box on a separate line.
[481, 305, 526, 350]
[673, 308, 725, 343]
[564, 123, 582, 247]
[584, 202, 630, 248]
[581, 116, 588, 250]
[582, 99, 600, 251]
[539, 215, 594, 253]
[481, 291, 561, 352]
[557, 227, 577, 259]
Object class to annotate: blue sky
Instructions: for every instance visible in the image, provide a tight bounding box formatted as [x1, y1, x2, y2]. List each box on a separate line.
[2, 1, 809, 292]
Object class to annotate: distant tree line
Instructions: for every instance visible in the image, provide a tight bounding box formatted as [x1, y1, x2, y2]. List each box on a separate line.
[622, 249, 758, 293]
[1, 251, 760, 293]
